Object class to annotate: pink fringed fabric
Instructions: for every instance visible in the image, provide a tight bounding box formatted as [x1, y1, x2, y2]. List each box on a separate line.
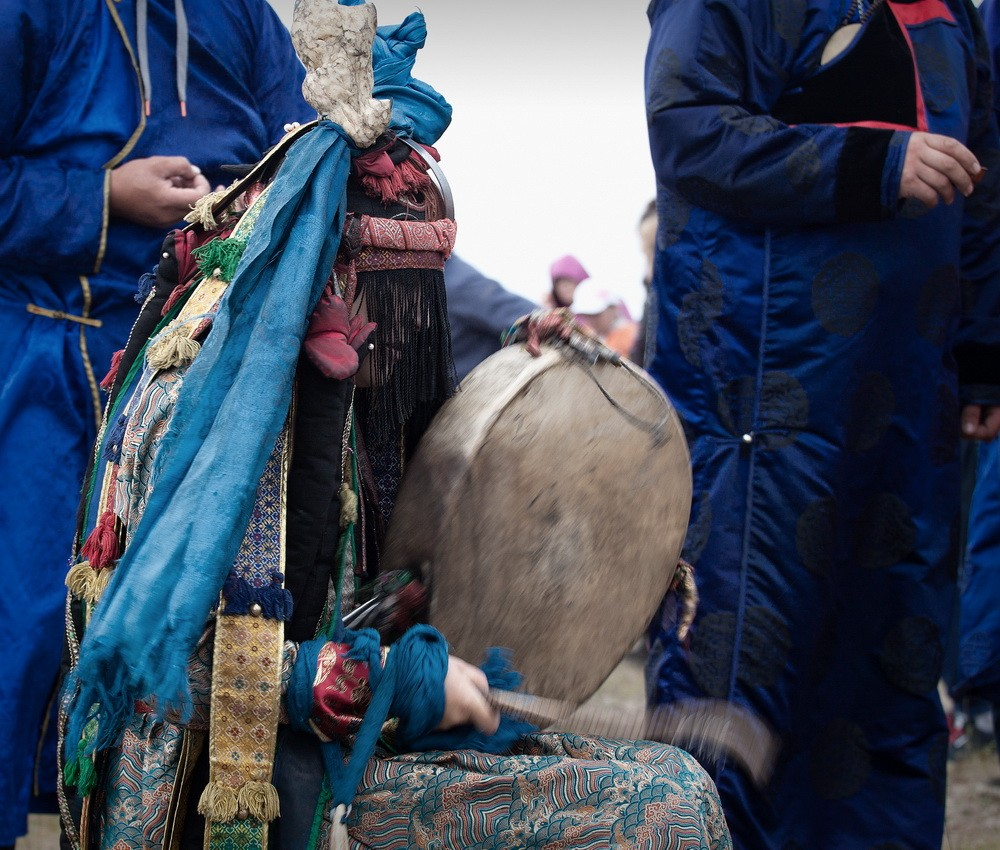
[80, 509, 121, 570]
[335, 215, 456, 308]
[99, 349, 124, 392]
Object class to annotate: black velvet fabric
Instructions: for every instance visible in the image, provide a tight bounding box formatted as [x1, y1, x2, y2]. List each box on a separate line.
[284, 358, 353, 643]
[835, 126, 895, 221]
[772, 3, 917, 128]
[955, 341, 1000, 389]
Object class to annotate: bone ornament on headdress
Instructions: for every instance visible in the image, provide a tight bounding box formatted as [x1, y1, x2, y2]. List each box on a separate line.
[62, 0, 410, 794]
[294, 0, 390, 147]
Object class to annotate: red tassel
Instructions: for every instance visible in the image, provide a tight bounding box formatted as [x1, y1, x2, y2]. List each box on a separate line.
[80, 510, 121, 570]
[161, 280, 193, 316]
[358, 151, 434, 206]
[99, 350, 124, 392]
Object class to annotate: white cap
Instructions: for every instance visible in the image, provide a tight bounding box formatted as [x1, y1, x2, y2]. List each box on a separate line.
[571, 279, 621, 315]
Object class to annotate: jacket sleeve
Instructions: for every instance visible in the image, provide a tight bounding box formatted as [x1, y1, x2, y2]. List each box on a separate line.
[955, 1, 1000, 401]
[0, 4, 108, 273]
[645, 0, 907, 227]
[445, 256, 537, 336]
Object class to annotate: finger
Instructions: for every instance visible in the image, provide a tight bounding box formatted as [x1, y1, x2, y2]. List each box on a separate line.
[983, 406, 1000, 441]
[153, 156, 201, 180]
[925, 134, 980, 176]
[464, 688, 500, 735]
[918, 148, 974, 198]
[916, 165, 955, 205]
[167, 187, 210, 212]
[961, 404, 982, 438]
[907, 175, 940, 209]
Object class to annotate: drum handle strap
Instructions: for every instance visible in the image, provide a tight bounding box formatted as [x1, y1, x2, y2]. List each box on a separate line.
[560, 336, 673, 446]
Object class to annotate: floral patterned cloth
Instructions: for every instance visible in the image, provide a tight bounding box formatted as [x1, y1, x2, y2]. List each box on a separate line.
[341, 734, 731, 849]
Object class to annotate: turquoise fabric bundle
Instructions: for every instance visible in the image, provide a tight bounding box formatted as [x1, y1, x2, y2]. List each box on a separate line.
[66, 122, 352, 757]
[288, 627, 537, 816]
[342, 0, 453, 144]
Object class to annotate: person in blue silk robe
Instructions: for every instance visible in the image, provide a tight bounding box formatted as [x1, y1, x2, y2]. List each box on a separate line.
[946, 0, 1000, 766]
[0, 1, 313, 844]
[644, 0, 1000, 846]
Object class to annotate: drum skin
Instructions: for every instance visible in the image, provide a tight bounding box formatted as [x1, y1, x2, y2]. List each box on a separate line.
[382, 342, 692, 704]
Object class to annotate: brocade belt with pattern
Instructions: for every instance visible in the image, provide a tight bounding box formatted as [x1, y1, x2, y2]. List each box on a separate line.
[199, 426, 291, 849]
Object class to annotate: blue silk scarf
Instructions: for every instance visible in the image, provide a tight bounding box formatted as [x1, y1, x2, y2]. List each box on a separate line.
[67, 122, 352, 755]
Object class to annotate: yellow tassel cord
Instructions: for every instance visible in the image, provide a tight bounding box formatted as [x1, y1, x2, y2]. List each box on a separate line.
[197, 781, 239, 822]
[238, 781, 281, 821]
[65, 563, 114, 605]
[674, 559, 699, 642]
[65, 561, 96, 600]
[92, 566, 114, 602]
[146, 332, 201, 371]
[338, 483, 358, 529]
[183, 187, 228, 229]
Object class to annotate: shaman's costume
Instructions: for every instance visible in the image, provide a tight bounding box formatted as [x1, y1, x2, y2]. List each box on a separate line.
[645, 0, 1000, 846]
[0, 0, 311, 841]
[59, 3, 730, 848]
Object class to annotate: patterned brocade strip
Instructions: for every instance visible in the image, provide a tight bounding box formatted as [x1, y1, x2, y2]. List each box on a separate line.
[201, 427, 290, 849]
[337, 215, 456, 305]
[309, 643, 375, 743]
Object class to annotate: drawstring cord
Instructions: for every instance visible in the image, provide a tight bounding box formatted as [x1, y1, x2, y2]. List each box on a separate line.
[136, 0, 189, 117]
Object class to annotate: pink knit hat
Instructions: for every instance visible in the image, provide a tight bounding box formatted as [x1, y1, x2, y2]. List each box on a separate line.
[549, 254, 590, 285]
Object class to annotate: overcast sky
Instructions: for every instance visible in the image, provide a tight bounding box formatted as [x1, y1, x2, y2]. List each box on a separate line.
[268, 0, 655, 315]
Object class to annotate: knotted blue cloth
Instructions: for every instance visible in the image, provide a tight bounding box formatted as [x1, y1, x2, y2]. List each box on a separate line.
[341, 0, 452, 144]
[288, 627, 537, 815]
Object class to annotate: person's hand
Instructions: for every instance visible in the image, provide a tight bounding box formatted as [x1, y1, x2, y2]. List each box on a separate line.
[960, 404, 1000, 441]
[899, 133, 982, 209]
[437, 655, 499, 734]
[109, 156, 212, 228]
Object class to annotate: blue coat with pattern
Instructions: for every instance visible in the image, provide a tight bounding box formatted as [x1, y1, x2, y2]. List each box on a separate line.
[645, 0, 1000, 846]
[0, 0, 312, 841]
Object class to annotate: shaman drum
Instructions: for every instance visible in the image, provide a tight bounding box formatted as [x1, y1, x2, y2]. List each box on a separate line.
[382, 340, 692, 704]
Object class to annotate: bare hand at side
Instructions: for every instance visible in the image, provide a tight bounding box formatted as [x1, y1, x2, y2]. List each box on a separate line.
[437, 655, 500, 734]
[899, 133, 981, 209]
[961, 404, 1000, 442]
[109, 156, 211, 228]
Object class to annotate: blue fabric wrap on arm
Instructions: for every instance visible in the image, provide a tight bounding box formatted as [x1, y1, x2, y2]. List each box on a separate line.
[403, 647, 538, 754]
[290, 626, 539, 816]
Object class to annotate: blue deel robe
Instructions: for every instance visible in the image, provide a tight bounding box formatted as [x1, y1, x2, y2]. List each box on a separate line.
[644, 0, 1000, 847]
[950, 0, 1000, 709]
[0, 0, 313, 841]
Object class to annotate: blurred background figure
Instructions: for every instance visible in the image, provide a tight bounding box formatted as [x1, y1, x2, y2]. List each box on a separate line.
[571, 279, 638, 359]
[544, 253, 589, 309]
[631, 199, 658, 367]
[0, 2, 312, 846]
[444, 254, 536, 382]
